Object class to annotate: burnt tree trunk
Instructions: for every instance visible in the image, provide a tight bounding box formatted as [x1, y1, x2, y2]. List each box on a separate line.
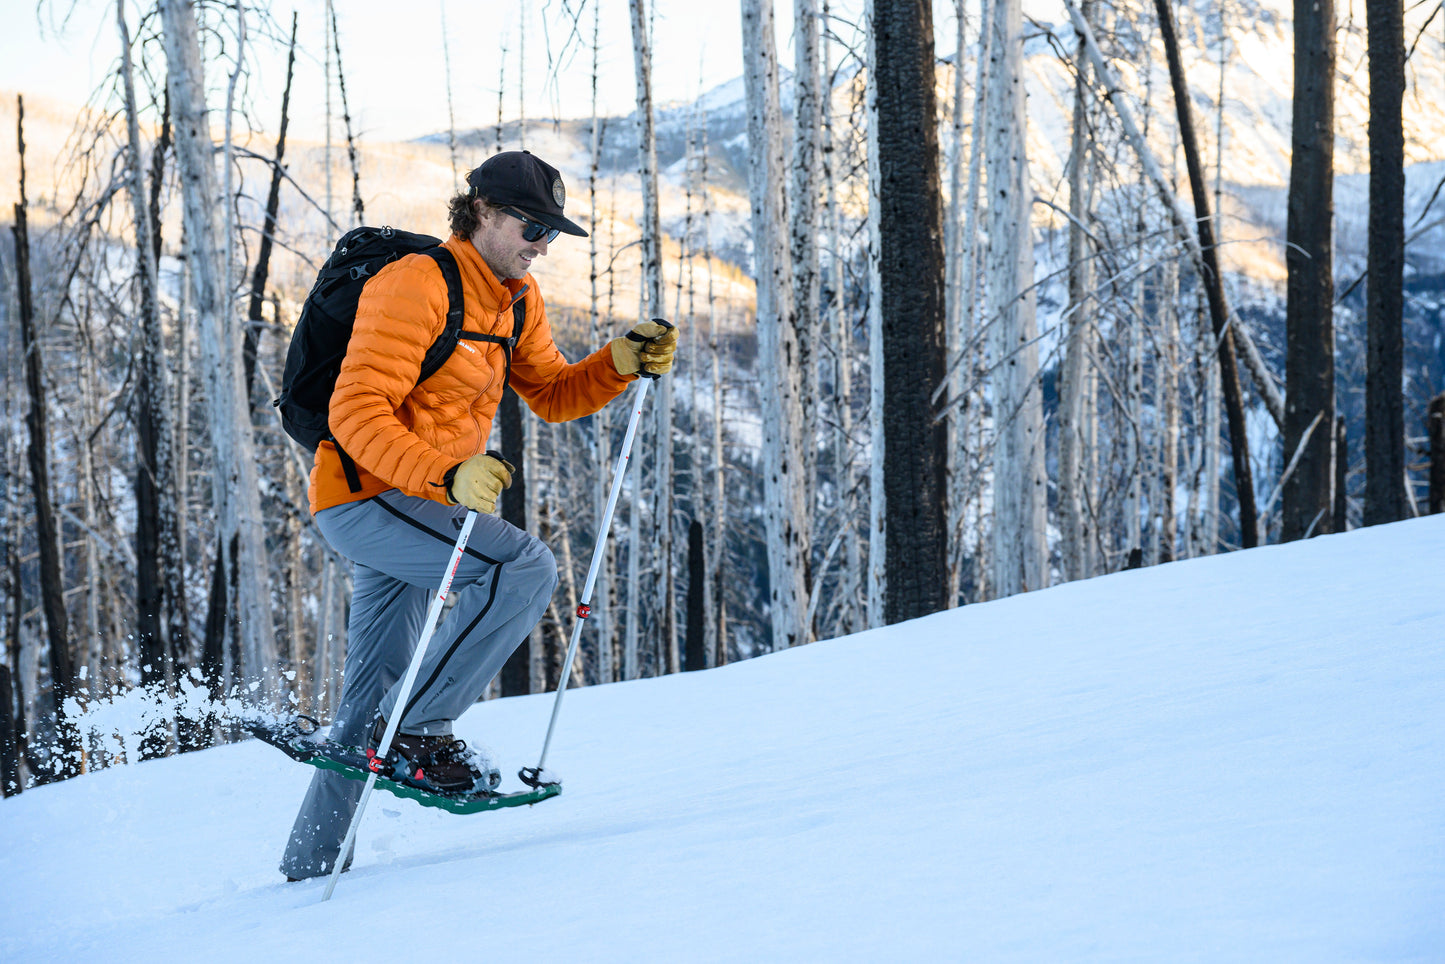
[1334, 416, 1349, 531]
[1429, 394, 1445, 515]
[13, 95, 80, 778]
[4, 516, 22, 790]
[873, 0, 949, 619]
[1153, 0, 1258, 548]
[329, 2, 364, 225]
[244, 12, 296, 401]
[145, 98, 194, 742]
[498, 387, 530, 696]
[1281, 0, 1336, 541]
[684, 519, 706, 672]
[1, 665, 18, 795]
[200, 534, 233, 718]
[121, 3, 176, 758]
[1365, 0, 1406, 526]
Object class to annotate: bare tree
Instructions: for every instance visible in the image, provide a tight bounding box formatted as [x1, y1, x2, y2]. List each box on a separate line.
[629, 0, 678, 671]
[119, 4, 184, 756]
[586, 0, 614, 686]
[1365, 0, 1407, 526]
[742, 0, 811, 649]
[498, 384, 531, 696]
[699, 110, 730, 665]
[12, 96, 80, 778]
[984, 0, 1047, 596]
[1058, 0, 1096, 582]
[158, 0, 277, 699]
[328, 2, 364, 225]
[440, 0, 459, 184]
[870, 0, 950, 616]
[0, 661, 17, 794]
[821, 0, 862, 631]
[1281, 0, 1336, 541]
[1150, 0, 1258, 548]
[792, 0, 823, 536]
[950, 0, 993, 597]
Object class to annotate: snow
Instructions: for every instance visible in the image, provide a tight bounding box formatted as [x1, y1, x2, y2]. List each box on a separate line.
[3, 517, 1444, 961]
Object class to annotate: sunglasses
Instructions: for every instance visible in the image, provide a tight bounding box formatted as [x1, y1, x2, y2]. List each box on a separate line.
[500, 206, 560, 244]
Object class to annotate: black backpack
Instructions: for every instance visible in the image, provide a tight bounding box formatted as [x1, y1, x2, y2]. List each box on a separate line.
[274, 225, 525, 491]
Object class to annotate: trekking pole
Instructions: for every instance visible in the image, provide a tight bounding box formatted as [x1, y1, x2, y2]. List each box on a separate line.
[322, 509, 479, 902]
[521, 320, 670, 787]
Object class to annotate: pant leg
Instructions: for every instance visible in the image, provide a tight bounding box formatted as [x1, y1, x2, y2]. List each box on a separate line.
[279, 561, 427, 879]
[279, 490, 556, 878]
[320, 489, 558, 736]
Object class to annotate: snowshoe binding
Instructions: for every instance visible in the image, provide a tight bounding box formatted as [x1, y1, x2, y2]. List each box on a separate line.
[367, 717, 502, 795]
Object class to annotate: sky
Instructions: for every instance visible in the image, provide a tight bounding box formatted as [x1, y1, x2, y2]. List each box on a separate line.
[1, 511, 1441, 959]
[0, 0, 843, 144]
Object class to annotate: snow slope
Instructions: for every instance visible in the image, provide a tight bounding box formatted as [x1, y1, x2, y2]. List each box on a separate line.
[3, 517, 1443, 962]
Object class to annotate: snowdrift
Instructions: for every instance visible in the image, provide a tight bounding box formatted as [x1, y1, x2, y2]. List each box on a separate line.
[3, 516, 1442, 961]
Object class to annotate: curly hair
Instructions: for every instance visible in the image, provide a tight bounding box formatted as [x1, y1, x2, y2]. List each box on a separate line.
[446, 193, 501, 238]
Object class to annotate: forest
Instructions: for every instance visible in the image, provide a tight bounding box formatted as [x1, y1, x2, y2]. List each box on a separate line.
[1, 0, 1442, 795]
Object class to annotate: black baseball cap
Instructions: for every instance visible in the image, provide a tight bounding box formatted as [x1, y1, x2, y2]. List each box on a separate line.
[467, 151, 588, 238]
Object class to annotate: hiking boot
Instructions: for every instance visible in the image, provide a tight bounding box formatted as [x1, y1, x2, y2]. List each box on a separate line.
[368, 717, 500, 794]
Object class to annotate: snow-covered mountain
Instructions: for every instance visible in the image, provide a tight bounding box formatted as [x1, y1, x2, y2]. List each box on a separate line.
[8, 0, 1442, 315]
[3, 514, 1441, 960]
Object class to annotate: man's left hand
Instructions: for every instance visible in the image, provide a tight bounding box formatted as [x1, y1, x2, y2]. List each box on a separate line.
[611, 319, 678, 378]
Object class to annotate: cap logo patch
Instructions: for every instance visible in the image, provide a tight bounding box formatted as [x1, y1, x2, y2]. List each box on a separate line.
[551, 177, 566, 208]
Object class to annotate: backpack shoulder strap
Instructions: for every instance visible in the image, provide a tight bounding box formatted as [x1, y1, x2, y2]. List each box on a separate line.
[328, 242, 462, 495]
[417, 247, 465, 384]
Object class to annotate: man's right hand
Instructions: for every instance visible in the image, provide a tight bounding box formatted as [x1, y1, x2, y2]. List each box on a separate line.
[445, 452, 515, 513]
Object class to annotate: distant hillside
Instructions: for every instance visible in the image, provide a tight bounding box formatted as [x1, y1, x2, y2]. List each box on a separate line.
[7, 0, 1444, 325]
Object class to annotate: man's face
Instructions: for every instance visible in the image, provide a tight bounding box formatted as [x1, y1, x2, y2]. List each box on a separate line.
[469, 203, 549, 280]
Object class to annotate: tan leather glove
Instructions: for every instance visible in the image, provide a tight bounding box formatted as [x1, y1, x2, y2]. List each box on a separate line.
[444, 452, 515, 513]
[610, 319, 678, 378]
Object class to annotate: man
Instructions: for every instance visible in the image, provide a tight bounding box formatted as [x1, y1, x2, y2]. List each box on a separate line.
[281, 150, 677, 881]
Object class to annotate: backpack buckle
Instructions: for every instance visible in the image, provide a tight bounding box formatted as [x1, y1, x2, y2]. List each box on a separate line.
[349, 264, 372, 281]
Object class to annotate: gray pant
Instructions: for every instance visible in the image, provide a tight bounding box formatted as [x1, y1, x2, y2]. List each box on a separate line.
[280, 489, 557, 879]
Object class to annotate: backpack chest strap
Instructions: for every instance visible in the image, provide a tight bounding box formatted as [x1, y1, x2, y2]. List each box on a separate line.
[455, 296, 527, 393]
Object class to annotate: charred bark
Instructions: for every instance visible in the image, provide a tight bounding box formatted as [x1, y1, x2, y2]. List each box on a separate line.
[1281, 0, 1336, 541]
[872, 0, 949, 619]
[13, 95, 80, 778]
[1365, 0, 1406, 526]
[0, 665, 16, 795]
[4, 510, 22, 790]
[684, 519, 707, 672]
[121, 5, 176, 758]
[498, 387, 530, 696]
[1429, 394, 1445, 515]
[1334, 416, 1349, 531]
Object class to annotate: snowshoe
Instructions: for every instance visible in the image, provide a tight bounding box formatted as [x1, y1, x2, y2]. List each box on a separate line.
[242, 715, 560, 815]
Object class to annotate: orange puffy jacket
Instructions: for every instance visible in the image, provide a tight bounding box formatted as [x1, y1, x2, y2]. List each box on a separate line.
[308, 234, 632, 514]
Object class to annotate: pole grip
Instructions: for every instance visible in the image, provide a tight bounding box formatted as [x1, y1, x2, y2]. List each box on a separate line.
[634, 318, 674, 380]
